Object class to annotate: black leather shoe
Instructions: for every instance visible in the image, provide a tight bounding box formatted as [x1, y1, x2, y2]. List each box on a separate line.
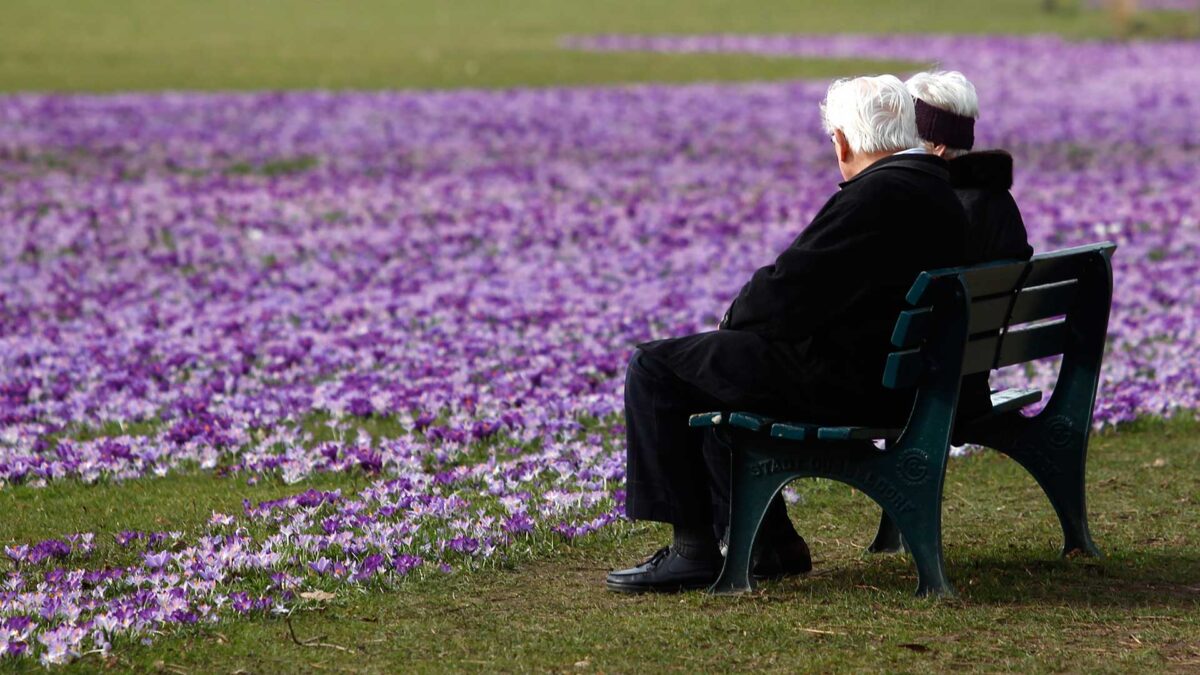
[752, 537, 813, 580]
[606, 546, 722, 594]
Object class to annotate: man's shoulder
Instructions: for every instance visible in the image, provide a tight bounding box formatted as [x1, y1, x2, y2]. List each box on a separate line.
[841, 156, 954, 208]
[844, 154, 951, 193]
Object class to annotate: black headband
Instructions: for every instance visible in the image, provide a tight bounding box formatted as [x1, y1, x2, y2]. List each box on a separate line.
[914, 97, 975, 151]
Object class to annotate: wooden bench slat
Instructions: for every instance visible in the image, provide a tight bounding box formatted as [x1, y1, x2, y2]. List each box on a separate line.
[962, 320, 1068, 375]
[883, 348, 926, 389]
[688, 411, 776, 433]
[986, 387, 1042, 415]
[816, 426, 902, 441]
[891, 307, 934, 348]
[960, 257, 1080, 300]
[763, 389, 1045, 446]
[894, 282, 1079, 349]
[688, 411, 725, 427]
[886, 319, 1068, 389]
[761, 389, 1043, 445]
[769, 422, 813, 441]
[968, 281, 1079, 334]
[906, 242, 1114, 305]
[729, 412, 773, 432]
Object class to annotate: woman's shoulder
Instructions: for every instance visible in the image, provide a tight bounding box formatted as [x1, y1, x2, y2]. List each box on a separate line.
[949, 150, 1014, 190]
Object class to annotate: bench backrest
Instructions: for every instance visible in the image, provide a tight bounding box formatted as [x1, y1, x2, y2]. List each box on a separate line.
[873, 242, 1115, 455]
[883, 242, 1117, 391]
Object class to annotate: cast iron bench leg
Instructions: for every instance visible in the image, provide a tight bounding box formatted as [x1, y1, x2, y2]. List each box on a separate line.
[970, 414, 1103, 559]
[868, 442, 955, 598]
[1004, 426, 1101, 558]
[867, 510, 906, 554]
[891, 498, 955, 598]
[868, 439, 907, 554]
[709, 449, 790, 595]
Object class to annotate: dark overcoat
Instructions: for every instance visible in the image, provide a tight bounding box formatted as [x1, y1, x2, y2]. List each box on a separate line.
[950, 150, 1035, 420]
[951, 150, 1033, 264]
[638, 153, 969, 426]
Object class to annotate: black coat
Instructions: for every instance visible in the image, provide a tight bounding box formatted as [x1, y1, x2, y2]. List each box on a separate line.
[950, 150, 1035, 421]
[951, 151, 1033, 265]
[639, 154, 969, 425]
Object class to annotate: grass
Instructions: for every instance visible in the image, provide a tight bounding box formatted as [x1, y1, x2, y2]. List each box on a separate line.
[0, 471, 371, 547]
[2, 0, 1199, 92]
[2, 417, 1196, 672]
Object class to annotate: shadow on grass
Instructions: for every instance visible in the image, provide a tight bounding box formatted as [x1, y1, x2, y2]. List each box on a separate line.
[775, 548, 1200, 609]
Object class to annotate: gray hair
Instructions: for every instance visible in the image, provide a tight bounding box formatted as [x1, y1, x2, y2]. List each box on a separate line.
[905, 71, 979, 158]
[820, 75, 921, 155]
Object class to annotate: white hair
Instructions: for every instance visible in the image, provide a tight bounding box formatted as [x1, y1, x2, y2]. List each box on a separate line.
[820, 75, 920, 155]
[905, 71, 979, 158]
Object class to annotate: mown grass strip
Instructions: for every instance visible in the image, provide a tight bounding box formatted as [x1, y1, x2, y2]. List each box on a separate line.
[2, 0, 1198, 92]
[5, 417, 1194, 672]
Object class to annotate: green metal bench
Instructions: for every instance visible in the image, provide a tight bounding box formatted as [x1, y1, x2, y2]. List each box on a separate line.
[691, 241, 1116, 597]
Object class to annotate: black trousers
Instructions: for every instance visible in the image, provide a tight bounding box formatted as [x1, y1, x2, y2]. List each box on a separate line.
[624, 347, 784, 538]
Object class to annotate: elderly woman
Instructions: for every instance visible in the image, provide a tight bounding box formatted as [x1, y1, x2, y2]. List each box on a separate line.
[905, 71, 1034, 421]
[905, 71, 1033, 264]
[607, 75, 970, 594]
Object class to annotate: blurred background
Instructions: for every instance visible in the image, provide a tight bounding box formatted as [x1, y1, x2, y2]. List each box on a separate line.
[2, 0, 1198, 92]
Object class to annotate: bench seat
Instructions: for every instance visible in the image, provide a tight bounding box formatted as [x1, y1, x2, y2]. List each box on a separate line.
[688, 387, 1043, 444]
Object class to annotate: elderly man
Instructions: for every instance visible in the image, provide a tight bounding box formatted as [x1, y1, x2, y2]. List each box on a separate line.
[606, 75, 970, 594]
[905, 70, 1034, 421]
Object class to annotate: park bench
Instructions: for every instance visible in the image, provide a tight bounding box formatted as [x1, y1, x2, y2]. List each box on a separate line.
[690, 241, 1116, 597]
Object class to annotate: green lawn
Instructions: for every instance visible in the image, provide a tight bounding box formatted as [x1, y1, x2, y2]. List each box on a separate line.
[1, 0, 1198, 91]
[12, 417, 1193, 673]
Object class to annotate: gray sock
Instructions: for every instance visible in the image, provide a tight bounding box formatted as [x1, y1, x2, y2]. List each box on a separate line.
[672, 523, 721, 560]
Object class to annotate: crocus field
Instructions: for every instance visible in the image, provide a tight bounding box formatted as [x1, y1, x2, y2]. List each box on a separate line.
[1, 34, 1198, 665]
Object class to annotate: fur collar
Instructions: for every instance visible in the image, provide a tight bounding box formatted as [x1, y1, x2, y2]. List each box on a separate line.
[949, 150, 1014, 190]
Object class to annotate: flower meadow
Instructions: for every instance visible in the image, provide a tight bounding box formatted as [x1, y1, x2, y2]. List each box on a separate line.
[1, 34, 1198, 664]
